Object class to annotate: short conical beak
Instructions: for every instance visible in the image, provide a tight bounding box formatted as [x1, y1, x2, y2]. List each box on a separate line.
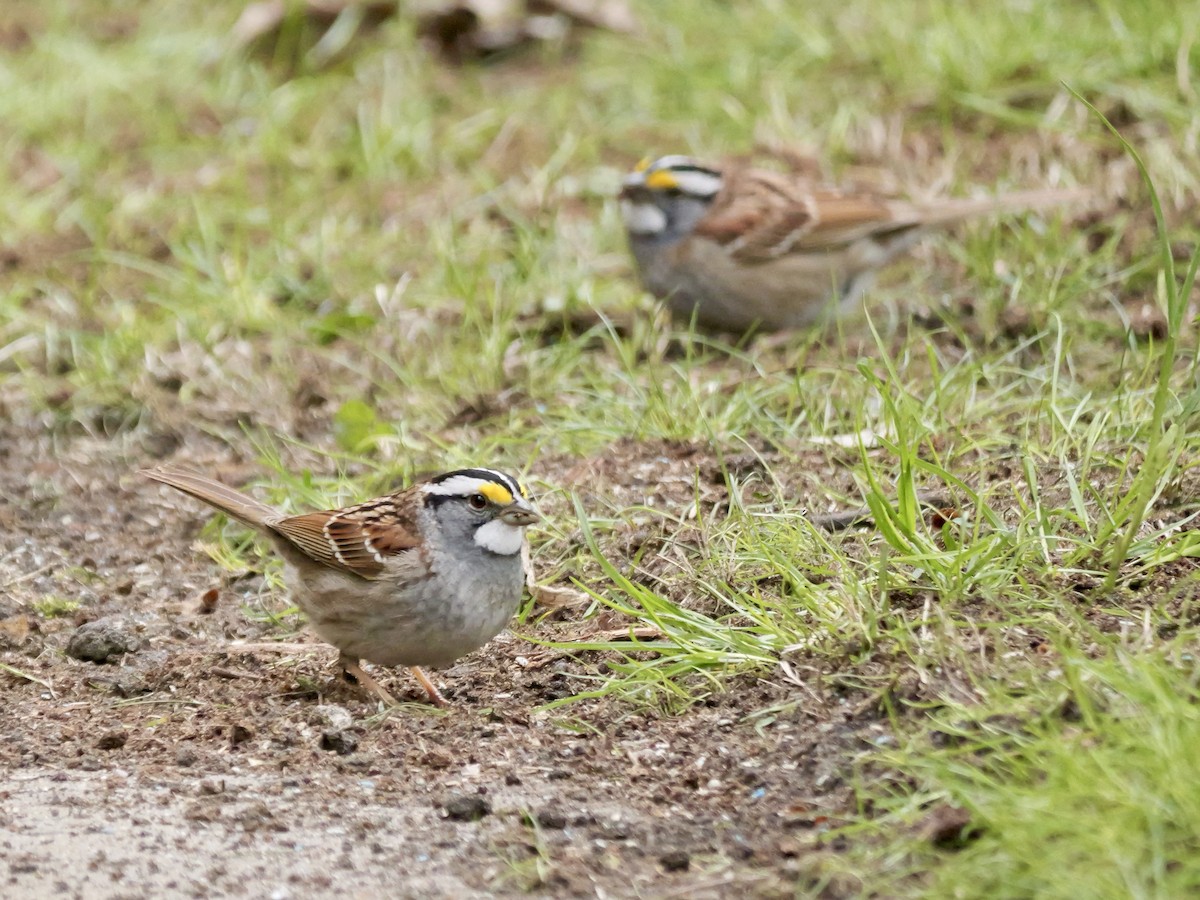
[499, 501, 540, 527]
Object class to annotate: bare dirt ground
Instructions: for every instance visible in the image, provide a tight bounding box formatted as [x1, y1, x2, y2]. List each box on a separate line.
[0, 421, 888, 898]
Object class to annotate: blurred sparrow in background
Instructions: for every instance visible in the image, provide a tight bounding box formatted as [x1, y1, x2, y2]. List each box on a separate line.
[620, 155, 1083, 332]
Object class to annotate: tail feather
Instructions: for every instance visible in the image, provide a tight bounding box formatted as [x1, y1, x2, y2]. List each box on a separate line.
[912, 188, 1091, 228]
[142, 466, 278, 530]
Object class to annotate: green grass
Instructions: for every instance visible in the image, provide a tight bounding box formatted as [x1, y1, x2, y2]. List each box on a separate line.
[32, 595, 81, 618]
[857, 649, 1200, 897]
[4, 0, 1200, 893]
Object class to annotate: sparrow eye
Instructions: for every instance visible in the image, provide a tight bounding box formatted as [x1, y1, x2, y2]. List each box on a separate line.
[467, 493, 488, 511]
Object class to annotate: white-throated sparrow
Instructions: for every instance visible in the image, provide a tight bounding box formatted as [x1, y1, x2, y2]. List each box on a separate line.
[144, 465, 539, 707]
[620, 155, 1084, 333]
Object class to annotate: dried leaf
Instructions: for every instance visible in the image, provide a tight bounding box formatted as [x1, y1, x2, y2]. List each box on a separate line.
[0, 614, 31, 644]
[529, 0, 637, 33]
[531, 583, 590, 610]
[415, 0, 637, 61]
[198, 587, 220, 615]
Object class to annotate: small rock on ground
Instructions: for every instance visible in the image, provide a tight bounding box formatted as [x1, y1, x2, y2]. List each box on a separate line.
[65, 618, 141, 664]
[443, 794, 490, 822]
[96, 731, 127, 750]
[319, 729, 359, 755]
[311, 704, 353, 731]
[659, 850, 690, 872]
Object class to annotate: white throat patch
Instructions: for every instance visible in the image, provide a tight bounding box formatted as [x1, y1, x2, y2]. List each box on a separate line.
[621, 199, 668, 235]
[474, 519, 525, 555]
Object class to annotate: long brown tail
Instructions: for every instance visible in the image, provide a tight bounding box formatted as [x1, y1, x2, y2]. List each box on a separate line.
[912, 188, 1091, 228]
[142, 466, 278, 530]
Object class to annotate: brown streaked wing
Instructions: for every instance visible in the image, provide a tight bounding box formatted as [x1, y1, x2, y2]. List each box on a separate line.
[694, 168, 819, 261]
[790, 190, 919, 251]
[696, 167, 917, 261]
[270, 494, 423, 578]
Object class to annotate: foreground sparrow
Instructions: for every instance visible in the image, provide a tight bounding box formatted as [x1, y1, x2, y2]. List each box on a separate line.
[620, 155, 1084, 332]
[144, 465, 539, 707]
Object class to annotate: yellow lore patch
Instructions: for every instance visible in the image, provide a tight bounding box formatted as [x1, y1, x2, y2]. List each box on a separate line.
[478, 481, 515, 506]
[644, 170, 679, 191]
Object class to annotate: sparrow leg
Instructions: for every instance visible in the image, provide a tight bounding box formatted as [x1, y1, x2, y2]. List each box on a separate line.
[338, 653, 399, 707]
[410, 666, 450, 708]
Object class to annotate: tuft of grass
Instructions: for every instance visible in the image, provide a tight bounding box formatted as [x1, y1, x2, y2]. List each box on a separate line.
[1065, 89, 1200, 589]
[33, 596, 81, 618]
[851, 648, 1200, 898]
[491, 813, 558, 893]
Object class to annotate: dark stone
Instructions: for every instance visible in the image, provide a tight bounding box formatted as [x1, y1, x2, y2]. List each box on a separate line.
[96, 731, 127, 750]
[65, 617, 141, 663]
[228, 724, 253, 748]
[107, 672, 151, 698]
[534, 808, 568, 829]
[319, 729, 359, 755]
[659, 850, 690, 872]
[920, 804, 976, 848]
[443, 794, 491, 822]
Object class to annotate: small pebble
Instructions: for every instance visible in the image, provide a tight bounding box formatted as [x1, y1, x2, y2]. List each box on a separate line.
[534, 809, 568, 829]
[109, 672, 151, 698]
[96, 731, 127, 750]
[443, 794, 491, 822]
[228, 724, 253, 748]
[65, 617, 141, 664]
[176, 747, 199, 767]
[319, 729, 359, 755]
[311, 704, 353, 731]
[659, 850, 690, 872]
[600, 819, 631, 840]
[199, 778, 225, 796]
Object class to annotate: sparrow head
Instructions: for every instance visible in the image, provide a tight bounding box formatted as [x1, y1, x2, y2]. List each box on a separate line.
[619, 156, 723, 240]
[422, 468, 539, 556]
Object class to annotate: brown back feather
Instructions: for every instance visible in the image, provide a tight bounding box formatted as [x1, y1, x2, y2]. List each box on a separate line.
[695, 167, 1087, 262]
[270, 496, 423, 579]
